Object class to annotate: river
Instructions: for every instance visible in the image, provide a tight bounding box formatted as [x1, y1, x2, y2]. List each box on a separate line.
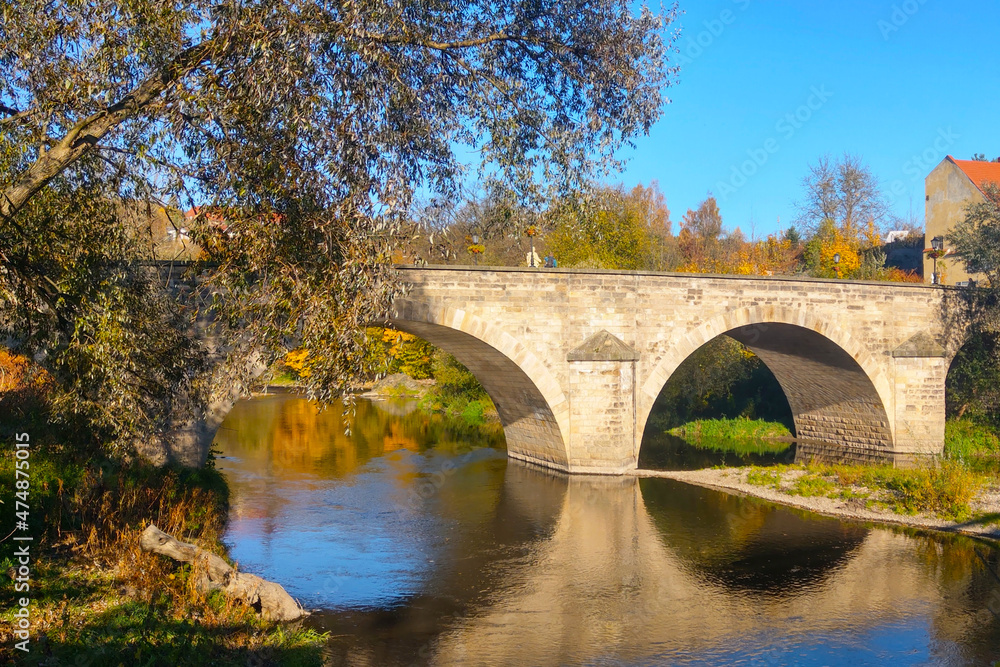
[214, 393, 1000, 666]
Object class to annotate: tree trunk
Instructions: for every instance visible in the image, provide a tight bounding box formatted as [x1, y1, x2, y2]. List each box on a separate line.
[139, 524, 307, 621]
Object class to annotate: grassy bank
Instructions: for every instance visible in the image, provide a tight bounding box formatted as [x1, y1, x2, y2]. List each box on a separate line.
[663, 417, 999, 523]
[743, 461, 988, 522]
[945, 418, 1000, 466]
[0, 447, 326, 665]
[668, 419, 792, 453]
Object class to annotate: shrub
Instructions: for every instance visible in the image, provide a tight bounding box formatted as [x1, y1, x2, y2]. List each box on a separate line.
[858, 462, 982, 520]
[461, 400, 486, 425]
[789, 474, 835, 497]
[945, 419, 1000, 461]
[746, 467, 783, 489]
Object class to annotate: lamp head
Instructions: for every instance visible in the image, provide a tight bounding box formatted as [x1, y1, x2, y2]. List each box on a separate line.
[931, 236, 944, 251]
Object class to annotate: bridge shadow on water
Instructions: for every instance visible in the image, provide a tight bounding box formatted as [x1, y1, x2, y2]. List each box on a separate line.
[309, 459, 1000, 665]
[214, 393, 1000, 665]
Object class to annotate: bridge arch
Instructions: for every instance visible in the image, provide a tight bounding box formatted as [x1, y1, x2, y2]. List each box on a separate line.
[389, 299, 571, 470]
[639, 306, 895, 461]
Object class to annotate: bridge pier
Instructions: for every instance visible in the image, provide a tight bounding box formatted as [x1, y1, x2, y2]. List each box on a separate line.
[889, 341, 950, 465]
[144, 267, 960, 474]
[552, 330, 639, 473]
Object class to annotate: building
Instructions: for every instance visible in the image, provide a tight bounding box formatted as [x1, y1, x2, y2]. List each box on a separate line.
[924, 156, 1000, 285]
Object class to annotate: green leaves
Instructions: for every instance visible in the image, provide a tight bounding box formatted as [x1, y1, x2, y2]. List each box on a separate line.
[1, 0, 677, 456]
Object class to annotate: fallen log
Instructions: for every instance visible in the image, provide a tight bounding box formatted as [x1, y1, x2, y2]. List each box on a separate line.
[139, 523, 307, 621]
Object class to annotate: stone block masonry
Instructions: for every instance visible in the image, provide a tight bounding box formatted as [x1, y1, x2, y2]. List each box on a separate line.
[163, 265, 963, 474]
[387, 266, 961, 474]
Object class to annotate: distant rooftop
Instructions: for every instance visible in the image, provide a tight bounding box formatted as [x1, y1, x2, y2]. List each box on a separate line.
[948, 156, 1000, 193]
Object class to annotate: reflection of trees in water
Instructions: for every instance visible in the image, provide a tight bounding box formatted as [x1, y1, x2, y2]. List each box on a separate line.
[218, 398, 1000, 665]
[915, 533, 1000, 663]
[639, 478, 868, 596]
[215, 394, 504, 480]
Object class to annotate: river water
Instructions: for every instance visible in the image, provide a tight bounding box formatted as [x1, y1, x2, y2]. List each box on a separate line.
[214, 393, 1000, 666]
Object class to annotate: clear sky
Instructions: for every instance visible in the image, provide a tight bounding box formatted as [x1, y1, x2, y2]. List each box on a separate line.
[615, 0, 1000, 238]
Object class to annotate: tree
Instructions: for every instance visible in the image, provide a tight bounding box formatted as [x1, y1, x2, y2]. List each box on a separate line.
[409, 187, 540, 267]
[1, 1, 677, 453]
[544, 183, 670, 270]
[681, 195, 723, 241]
[675, 196, 721, 272]
[949, 183, 1000, 287]
[795, 154, 896, 234]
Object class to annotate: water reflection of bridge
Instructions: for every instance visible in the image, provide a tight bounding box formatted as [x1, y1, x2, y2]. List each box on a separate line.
[326, 461, 998, 666]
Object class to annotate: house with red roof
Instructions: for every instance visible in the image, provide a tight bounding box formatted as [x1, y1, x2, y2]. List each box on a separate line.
[924, 156, 1000, 285]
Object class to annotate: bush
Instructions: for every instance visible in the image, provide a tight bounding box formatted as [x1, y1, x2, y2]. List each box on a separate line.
[0, 447, 228, 555]
[669, 418, 792, 441]
[844, 462, 982, 521]
[461, 400, 486, 425]
[746, 467, 783, 489]
[789, 473, 836, 498]
[431, 349, 488, 401]
[945, 419, 1000, 461]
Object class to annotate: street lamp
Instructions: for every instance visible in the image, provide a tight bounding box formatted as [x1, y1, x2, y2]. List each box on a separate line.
[469, 234, 482, 266]
[833, 252, 841, 279]
[930, 236, 944, 284]
[525, 225, 538, 267]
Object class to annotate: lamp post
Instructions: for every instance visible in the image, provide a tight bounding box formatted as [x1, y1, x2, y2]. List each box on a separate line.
[525, 225, 538, 267]
[833, 252, 841, 279]
[469, 234, 482, 265]
[930, 236, 944, 284]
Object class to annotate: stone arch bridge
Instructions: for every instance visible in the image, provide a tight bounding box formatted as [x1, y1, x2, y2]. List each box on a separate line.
[385, 266, 960, 474]
[166, 266, 963, 474]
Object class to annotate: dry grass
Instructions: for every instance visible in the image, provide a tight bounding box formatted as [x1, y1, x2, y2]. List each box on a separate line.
[0, 448, 326, 665]
[743, 460, 986, 521]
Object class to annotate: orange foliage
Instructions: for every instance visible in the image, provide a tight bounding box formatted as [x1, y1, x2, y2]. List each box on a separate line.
[0, 348, 53, 414]
[885, 268, 923, 283]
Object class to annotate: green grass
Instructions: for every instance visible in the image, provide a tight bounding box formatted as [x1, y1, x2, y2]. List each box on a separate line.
[788, 473, 836, 498]
[0, 446, 327, 664]
[944, 419, 1000, 461]
[746, 466, 784, 489]
[669, 418, 792, 442]
[741, 460, 986, 521]
[266, 369, 302, 387]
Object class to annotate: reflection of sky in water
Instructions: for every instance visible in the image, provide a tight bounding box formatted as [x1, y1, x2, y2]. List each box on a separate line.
[215, 394, 1000, 666]
[216, 396, 506, 608]
[224, 459, 434, 607]
[651, 617, 937, 666]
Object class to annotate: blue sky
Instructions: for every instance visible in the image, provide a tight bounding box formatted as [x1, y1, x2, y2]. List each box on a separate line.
[615, 0, 1000, 238]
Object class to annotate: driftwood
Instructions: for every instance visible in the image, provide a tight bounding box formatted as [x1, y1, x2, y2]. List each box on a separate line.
[139, 524, 307, 621]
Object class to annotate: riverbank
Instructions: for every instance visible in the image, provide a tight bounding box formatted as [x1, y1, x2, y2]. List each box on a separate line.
[358, 372, 500, 425]
[636, 465, 1000, 541]
[0, 449, 327, 664]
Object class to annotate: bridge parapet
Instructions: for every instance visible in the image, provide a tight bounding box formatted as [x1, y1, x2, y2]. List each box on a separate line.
[149, 264, 960, 472]
[392, 266, 958, 472]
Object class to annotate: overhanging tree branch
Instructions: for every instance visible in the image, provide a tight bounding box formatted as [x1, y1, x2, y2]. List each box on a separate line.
[0, 40, 218, 223]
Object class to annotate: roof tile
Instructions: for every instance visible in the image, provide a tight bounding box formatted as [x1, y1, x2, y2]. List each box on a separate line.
[949, 156, 1000, 193]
